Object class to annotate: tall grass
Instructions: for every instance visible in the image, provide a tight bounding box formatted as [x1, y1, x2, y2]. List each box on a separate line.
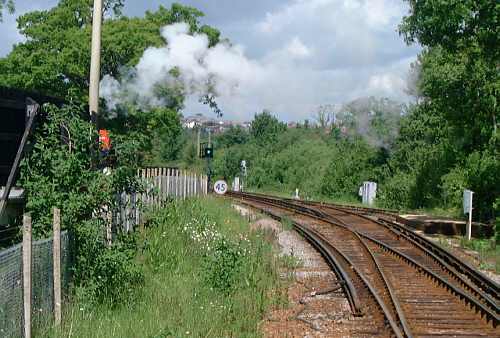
[40, 197, 284, 338]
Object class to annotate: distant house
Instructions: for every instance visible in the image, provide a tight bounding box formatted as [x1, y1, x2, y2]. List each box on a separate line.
[181, 113, 251, 133]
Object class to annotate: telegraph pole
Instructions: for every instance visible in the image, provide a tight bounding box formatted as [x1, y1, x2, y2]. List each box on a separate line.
[89, 0, 103, 124]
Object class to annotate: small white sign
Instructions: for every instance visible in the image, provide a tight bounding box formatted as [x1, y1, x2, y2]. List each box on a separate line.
[463, 189, 473, 215]
[233, 177, 240, 192]
[214, 180, 228, 195]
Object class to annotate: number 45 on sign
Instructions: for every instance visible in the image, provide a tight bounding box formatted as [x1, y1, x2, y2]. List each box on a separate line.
[214, 180, 228, 195]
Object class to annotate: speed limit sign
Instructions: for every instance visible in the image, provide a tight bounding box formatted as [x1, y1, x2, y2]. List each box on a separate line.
[214, 180, 228, 195]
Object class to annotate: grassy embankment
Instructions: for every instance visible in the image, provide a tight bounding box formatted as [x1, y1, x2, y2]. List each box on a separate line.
[41, 197, 286, 338]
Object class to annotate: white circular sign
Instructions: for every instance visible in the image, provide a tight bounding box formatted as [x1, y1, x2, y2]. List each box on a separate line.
[214, 180, 228, 195]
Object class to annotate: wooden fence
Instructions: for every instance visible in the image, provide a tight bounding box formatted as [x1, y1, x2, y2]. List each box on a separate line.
[114, 168, 208, 233]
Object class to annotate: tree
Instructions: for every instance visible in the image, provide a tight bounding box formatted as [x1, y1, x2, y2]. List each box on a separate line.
[250, 110, 286, 144]
[315, 105, 335, 129]
[0, 1, 220, 102]
[216, 125, 249, 148]
[399, 0, 499, 150]
[0, 0, 14, 21]
[390, 0, 500, 220]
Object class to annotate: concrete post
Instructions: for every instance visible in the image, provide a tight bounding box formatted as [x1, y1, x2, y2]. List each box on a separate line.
[22, 214, 32, 338]
[52, 208, 61, 326]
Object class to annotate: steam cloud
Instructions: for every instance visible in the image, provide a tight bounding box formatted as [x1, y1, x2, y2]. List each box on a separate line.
[101, 21, 411, 120]
[100, 22, 264, 112]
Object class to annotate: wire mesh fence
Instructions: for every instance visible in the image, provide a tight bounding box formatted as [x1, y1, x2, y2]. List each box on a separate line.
[0, 231, 71, 338]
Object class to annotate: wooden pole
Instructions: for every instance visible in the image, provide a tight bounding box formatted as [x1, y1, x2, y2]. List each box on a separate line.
[52, 208, 62, 326]
[22, 214, 32, 338]
[89, 0, 103, 120]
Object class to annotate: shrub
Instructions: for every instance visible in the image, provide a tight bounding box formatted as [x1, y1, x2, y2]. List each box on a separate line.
[20, 103, 144, 306]
[378, 172, 415, 210]
[202, 238, 245, 292]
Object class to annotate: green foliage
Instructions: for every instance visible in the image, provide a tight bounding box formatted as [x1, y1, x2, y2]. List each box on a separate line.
[20, 104, 108, 236]
[0, 0, 14, 21]
[321, 139, 378, 198]
[20, 104, 143, 306]
[212, 115, 384, 201]
[387, 0, 500, 221]
[202, 238, 245, 292]
[73, 220, 143, 307]
[378, 172, 415, 210]
[250, 110, 287, 144]
[47, 198, 281, 338]
[215, 125, 249, 148]
[400, 0, 498, 57]
[0, 1, 220, 102]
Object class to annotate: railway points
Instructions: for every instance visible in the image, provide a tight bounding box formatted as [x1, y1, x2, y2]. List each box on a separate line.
[228, 191, 500, 337]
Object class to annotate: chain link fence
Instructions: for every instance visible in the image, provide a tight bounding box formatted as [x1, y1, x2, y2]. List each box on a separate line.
[0, 231, 72, 338]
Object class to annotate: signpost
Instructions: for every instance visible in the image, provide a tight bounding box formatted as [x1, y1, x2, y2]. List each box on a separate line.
[463, 189, 474, 241]
[214, 180, 228, 195]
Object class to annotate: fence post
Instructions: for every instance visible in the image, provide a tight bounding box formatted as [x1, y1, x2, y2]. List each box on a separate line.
[22, 214, 32, 338]
[146, 168, 151, 207]
[106, 208, 112, 245]
[183, 171, 187, 200]
[176, 170, 180, 199]
[52, 208, 62, 326]
[141, 169, 146, 224]
[166, 168, 171, 198]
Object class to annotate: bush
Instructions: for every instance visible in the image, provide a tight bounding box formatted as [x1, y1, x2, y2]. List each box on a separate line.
[73, 220, 143, 306]
[202, 238, 245, 292]
[441, 166, 468, 209]
[378, 172, 415, 210]
[20, 103, 144, 306]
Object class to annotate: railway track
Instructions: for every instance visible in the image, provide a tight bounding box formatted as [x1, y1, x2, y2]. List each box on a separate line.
[227, 191, 500, 338]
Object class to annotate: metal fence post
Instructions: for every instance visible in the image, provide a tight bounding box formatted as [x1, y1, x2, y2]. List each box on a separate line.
[22, 214, 32, 338]
[52, 208, 61, 326]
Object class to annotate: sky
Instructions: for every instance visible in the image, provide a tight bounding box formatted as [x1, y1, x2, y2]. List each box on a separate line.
[0, 0, 420, 121]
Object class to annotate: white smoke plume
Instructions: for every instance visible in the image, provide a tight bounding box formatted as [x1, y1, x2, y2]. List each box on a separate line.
[100, 20, 412, 121]
[100, 22, 264, 112]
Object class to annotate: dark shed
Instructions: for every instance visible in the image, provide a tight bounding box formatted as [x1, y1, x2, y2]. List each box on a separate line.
[0, 86, 65, 185]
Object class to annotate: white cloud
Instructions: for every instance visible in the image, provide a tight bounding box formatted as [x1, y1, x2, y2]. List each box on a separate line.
[286, 37, 312, 58]
[2, 0, 419, 122]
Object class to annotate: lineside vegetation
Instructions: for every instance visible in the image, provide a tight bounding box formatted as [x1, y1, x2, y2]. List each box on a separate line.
[40, 198, 284, 338]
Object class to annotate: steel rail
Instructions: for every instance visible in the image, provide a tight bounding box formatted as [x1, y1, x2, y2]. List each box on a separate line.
[238, 192, 500, 303]
[295, 224, 405, 338]
[230, 193, 409, 337]
[234, 199, 362, 315]
[228, 192, 499, 330]
[299, 202, 500, 317]
[356, 230, 499, 328]
[300, 197, 500, 299]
